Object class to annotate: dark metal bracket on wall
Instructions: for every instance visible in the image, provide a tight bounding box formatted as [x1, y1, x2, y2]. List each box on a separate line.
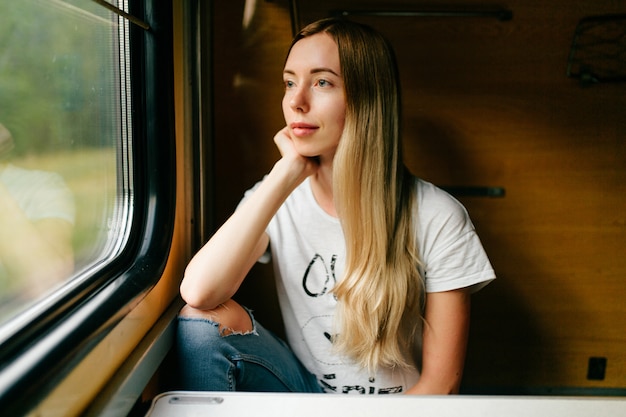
[442, 186, 506, 198]
[288, 0, 512, 35]
[567, 13, 626, 85]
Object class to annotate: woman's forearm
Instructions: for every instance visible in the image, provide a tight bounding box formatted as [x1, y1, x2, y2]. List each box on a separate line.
[180, 158, 308, 309]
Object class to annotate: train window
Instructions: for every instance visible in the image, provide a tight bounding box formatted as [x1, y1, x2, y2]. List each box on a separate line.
[0, 0, 174, 413]
[0, 0, 132, 332]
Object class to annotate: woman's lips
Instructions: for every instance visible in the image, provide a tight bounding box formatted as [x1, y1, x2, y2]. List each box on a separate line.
[290, 122, 318, 137]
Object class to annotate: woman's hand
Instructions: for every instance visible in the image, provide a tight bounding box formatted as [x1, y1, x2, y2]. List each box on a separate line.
[273, 127, 319, 184]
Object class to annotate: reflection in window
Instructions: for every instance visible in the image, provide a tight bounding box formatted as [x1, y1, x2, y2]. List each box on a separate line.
[0, 0, 132, 328]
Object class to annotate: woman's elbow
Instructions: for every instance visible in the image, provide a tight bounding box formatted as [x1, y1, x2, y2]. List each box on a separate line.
[179, 267, 228, 310]
[179, 268, 208, 308]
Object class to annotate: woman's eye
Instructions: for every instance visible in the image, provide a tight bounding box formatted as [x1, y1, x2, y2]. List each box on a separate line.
[317, 79, 329, 87]
[284, 80, 294, 89]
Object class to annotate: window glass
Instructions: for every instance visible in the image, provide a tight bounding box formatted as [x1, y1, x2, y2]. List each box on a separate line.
[0, 0, 132, 328]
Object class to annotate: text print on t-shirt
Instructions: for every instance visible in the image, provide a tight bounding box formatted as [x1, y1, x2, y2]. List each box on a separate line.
[300, 253, 403, 394]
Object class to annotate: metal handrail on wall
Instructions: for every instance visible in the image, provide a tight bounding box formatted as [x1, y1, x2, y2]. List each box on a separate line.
[332, 9, 513, 20]
[288, 1, 513, 35]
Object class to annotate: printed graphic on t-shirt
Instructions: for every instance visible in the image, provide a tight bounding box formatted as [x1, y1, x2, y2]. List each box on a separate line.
[299, 253, 405, 394]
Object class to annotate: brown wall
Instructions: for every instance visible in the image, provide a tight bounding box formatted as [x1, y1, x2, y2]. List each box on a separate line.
[211, 0, 626, 393]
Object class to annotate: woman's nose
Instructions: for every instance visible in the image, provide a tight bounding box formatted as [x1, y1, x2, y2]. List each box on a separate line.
[289, 87, 309, 112]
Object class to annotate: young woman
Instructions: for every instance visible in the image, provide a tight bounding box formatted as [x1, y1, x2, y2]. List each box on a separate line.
[177, 18, 495, 395]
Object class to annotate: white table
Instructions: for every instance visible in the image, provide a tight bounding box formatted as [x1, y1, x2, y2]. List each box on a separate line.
[145, 391, 626, 416]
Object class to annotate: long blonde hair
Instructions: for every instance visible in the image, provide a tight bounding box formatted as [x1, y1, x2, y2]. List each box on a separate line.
[289, 19, 424, 373]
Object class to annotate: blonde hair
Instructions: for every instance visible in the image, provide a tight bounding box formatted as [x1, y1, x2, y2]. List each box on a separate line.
[290, 19, 424, 373]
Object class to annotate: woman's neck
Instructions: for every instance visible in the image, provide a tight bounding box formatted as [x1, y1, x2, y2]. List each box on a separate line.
[310, 163, 337, 217]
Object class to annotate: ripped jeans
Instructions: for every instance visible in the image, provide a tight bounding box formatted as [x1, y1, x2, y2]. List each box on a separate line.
[176, 308, 323, 393]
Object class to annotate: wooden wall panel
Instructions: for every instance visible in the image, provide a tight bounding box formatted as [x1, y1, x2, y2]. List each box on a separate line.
[211, 1, 293, 337]
[210, 0, 626, 393]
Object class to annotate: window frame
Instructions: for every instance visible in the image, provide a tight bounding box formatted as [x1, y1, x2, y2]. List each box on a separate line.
[0, 1, 176, 414]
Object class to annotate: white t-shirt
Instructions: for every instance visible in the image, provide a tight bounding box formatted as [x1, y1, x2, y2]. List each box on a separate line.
[242, 176, 495, 394]
[1, 164, 75, 224]
[0, 164, 75, 299]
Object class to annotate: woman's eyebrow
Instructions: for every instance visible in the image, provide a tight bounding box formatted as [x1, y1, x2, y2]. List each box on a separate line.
[311, 67, 340, 76]
[283, 68, 340, 77]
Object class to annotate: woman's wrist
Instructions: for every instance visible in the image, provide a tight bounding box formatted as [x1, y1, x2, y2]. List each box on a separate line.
[269, 156, 311, 192]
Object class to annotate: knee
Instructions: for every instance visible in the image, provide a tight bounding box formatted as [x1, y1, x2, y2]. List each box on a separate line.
[179, 299, 254, 335]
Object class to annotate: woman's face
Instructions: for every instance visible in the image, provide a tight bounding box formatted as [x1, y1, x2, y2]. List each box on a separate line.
[282, 32, 346, 161]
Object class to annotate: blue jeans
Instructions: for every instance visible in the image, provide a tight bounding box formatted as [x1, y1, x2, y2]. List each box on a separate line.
[176, 309, 323, 393]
